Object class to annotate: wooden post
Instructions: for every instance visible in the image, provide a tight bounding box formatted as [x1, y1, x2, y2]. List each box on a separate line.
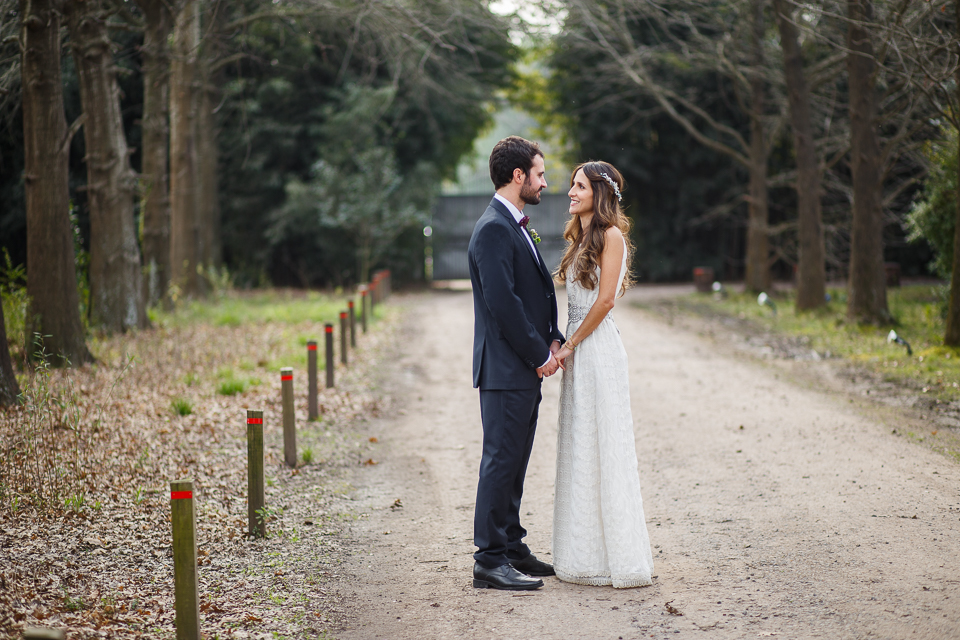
[246, 410, 265, 538]
[340, 311, 348, 366]
[307, 341, 318, 421]
[324, 324, 335, 388]
[23, 629, 66, 640]
[360, 288, 368, 334]
[170, 479, 200, 640]
[281, 367, 296, 467]
[348, 300, 357, 348]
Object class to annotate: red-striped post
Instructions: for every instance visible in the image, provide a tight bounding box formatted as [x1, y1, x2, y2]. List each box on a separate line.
[340, 311, 348, 366]
[307, 341, 318, 421]
[325, 324, 335, 388]
[170, 479, 200, 640]
[281, 367, 296, 467]
[360, 288, 368, 334]
[246, 410, 265, 538]
[348, 300, 357, 348]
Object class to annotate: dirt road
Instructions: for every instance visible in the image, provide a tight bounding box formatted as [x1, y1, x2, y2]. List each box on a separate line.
[331, 287, 960, 640]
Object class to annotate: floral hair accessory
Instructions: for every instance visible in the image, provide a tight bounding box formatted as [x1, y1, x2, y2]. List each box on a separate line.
[599, 172, 622, 202]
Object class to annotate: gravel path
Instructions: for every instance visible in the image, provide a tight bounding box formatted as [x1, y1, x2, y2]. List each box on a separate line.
[330, 287, 960, 640]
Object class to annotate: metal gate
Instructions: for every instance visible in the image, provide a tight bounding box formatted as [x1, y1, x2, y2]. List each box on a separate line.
[430, 194, 570, 280]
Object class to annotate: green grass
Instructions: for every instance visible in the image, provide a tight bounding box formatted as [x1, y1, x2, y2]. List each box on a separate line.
[152, 289, 350, 328]
[217, 379, 248, 396]
[665, 284, 959, 401]
[171, 396, 194, 415]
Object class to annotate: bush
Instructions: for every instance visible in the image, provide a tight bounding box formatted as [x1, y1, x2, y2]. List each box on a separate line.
[217, 379, 247, 396]
[908, 129, 957, 279]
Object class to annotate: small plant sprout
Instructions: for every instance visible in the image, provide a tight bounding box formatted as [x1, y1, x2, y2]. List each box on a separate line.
[302, 447, 314, 465]
[887, 330, 913, 356]
[757, 292, 777, 315]
[171, 396, 193, 416]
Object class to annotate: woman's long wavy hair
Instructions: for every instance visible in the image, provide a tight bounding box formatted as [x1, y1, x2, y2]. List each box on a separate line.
[555, 161, 634, 295]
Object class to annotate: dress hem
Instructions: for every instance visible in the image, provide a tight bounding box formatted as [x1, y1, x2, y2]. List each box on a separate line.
[555, 569, 653, 589]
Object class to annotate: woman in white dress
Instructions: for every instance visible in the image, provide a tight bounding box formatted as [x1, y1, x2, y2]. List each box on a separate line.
[552, 161, 654, 588]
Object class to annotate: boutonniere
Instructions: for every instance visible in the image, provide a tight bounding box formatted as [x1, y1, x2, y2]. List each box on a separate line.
[519, 216, 542, 244]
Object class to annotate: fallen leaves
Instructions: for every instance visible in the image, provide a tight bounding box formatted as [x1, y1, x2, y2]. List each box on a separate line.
[665, 601, 683, 616]
[0, 294, 401, 639]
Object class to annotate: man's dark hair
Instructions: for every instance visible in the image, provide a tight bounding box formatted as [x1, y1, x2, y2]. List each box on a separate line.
[489, 136, 543, 190]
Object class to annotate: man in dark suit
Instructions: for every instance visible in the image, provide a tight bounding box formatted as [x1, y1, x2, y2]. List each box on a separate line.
[468, 136, 564, 590]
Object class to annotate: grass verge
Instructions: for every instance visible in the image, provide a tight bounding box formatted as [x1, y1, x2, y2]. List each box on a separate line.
[648, 284, 958, 403]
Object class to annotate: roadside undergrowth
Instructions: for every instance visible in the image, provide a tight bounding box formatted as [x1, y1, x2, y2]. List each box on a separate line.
[0, 288, 399, 639]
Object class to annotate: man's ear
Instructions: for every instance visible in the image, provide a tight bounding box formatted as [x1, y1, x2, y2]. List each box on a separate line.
[513, 168, 525, 184]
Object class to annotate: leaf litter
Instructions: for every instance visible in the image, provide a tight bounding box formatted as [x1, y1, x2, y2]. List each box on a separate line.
[0, 298, 401, 638]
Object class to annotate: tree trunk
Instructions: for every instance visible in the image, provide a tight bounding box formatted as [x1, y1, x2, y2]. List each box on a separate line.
[845, 0, 890, 324]
[136, 0, 174, 307]
[20, 0, 93, 365]
[774, 0, 826, 310]
[169, 0, 202, 298]
[945, 0, 960, 346]
[744, 0, 770, 293]
[198, 61, 221, 272]
[0, 302, 21, 406]
[66, 0, 146, 333]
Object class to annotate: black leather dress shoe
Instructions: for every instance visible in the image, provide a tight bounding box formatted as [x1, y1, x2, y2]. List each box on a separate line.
[511, 553, 555, 577]
[473, 563, 544, 590]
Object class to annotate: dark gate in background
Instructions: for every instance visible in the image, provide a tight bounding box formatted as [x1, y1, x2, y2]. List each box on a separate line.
[431, 194, 570, 280]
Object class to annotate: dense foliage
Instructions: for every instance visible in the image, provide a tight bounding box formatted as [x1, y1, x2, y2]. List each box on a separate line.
[908, 130, 957, 280]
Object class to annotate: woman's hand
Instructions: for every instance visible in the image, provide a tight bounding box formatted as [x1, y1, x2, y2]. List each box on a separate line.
[555, 344, 574, 369]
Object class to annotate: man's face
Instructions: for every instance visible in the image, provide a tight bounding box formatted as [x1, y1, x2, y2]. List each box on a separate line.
[519, 155, 547, 206]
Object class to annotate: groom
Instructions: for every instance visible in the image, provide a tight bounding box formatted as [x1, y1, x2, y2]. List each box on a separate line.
[468, 136, 564, 590]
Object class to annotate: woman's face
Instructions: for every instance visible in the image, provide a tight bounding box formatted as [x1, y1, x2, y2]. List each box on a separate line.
[568, 168, 594, 217]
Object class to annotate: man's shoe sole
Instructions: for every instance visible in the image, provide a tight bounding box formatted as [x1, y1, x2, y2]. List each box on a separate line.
[472, 578, 543, 590]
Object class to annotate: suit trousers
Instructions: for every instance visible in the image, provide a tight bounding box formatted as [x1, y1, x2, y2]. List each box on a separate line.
[474, 385, 542, 568]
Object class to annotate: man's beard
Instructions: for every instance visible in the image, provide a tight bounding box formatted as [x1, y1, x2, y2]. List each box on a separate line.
[519, 177, 542, 205]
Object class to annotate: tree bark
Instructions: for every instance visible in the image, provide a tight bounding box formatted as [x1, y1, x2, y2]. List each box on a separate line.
[65, 0, 146, 333]
[845, 0, 890, 324]
[945, 0, 960, 346]
[198, 48, 221, 272]
[774, 0, 826, 310]
[744, 0, 770, 293]
[136, 0, 174, 307]
[169, 0, 202, 298]
[20, 0, 93, 365]
[0, 302, 21, 406]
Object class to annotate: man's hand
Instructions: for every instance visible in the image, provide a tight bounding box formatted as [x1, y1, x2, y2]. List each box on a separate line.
[549, 340, 561, 355]
[536, 352, 560, 378]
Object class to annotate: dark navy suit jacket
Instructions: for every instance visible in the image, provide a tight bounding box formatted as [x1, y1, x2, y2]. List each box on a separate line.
[468, 197, 564, 390]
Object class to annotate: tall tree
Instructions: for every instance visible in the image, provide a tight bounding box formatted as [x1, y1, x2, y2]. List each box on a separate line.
[169, 0, 202, 298]
[561, 0, 782, 291]
[135, 0, 175, 307]
[65, 0, 147, 332]
[20, 0, 92, 364]
[846, 0, 890, 324]
[773, 0, 826, 310]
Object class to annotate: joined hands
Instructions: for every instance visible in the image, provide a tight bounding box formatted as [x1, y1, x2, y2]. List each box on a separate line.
[537, 341, 564, 378]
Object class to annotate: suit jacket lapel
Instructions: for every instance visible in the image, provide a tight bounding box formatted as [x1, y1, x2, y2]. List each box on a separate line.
[489, 198, 551, 284]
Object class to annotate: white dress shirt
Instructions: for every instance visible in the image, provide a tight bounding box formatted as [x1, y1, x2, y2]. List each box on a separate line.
[494, 193, 540, 261]
[492, 193, 553, 369]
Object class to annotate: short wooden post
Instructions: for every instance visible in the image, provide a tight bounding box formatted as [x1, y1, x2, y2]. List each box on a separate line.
[324, 324, 335, 388]
[340, 311, 348, 366]
[246, 411, 266, 538]
[360, 289, 368, 334]
[281, 368, 296, 467]
[348, 300, 357, 348]
[307, 341, 318, 421]
[170, 479, 200, 640]
[23, 628, 66, 640]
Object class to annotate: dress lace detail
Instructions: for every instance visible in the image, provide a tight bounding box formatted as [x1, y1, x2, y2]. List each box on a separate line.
[552, 239, 654, 588]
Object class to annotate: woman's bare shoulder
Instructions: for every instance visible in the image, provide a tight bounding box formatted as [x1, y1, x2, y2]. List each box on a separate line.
[604, 225, 624, 242]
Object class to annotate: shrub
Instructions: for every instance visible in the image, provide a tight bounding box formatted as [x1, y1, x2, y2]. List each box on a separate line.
[171, 397, 193, 416]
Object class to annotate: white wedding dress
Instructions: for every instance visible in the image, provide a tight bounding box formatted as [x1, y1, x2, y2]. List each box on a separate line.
[552, 241, 654, 588]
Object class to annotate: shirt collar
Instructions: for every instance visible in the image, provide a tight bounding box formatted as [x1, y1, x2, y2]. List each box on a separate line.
[494, 193, 525, 224]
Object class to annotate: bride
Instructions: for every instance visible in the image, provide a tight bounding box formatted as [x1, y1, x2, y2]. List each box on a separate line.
[552, 161, 654, 588]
